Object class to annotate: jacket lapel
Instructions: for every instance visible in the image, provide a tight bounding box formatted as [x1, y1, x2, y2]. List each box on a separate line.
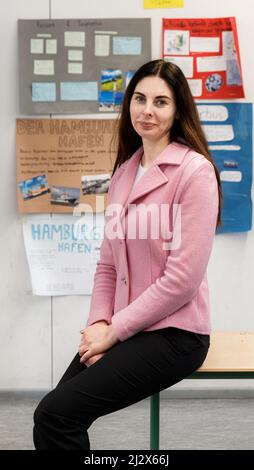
[118, 142, 190, 225]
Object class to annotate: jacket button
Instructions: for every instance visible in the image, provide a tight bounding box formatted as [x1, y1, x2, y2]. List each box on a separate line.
[121, 276, 127, 284]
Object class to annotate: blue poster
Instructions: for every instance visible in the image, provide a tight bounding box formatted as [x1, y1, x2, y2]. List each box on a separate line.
[198, 103, 253, 233]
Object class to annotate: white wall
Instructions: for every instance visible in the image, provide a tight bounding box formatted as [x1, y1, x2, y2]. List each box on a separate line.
[0, 0, 254, 390]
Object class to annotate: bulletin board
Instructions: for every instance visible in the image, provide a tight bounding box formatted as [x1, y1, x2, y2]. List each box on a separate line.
[18, 18, 151, 114]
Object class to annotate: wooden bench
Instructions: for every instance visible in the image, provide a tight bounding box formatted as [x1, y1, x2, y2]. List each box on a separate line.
[150, 331, 254, 449]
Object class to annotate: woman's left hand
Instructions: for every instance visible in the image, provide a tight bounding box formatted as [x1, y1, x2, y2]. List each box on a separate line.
[78, 323, 119, 364]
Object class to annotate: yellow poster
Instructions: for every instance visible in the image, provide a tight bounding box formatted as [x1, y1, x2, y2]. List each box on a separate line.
[144, 0, 184, 8]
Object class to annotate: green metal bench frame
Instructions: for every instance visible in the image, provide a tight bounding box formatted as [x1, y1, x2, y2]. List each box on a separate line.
[150, 371, 254, 450]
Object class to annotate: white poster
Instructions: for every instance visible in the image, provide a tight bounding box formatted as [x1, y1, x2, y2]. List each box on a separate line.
[22, 213, 105, 295]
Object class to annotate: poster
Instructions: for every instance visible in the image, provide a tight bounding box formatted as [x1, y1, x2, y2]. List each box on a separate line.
[16, 118, 116, 213]
[22, 214, 105, 295]
[18, 18, 151, 114]
[163, 17, 244, 99]
[197, 103, 252, 233]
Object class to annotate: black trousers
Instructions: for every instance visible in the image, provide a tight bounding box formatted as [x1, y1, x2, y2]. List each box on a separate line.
[33, 327, 210, 450]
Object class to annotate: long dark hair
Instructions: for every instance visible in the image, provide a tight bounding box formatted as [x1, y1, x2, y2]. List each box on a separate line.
[111, 59, 222, 228]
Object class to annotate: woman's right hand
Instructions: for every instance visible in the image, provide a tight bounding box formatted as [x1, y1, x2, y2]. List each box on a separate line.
[79, 320, 108, 367]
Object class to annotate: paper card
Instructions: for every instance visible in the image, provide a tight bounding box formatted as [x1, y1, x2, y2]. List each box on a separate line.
[95, 34, 110, 56]
[46, 39, 57, 54]
[60, 82, 98, 101]
[64, 31, 85, 47]
[202, 124, 234, 142]
[190, 37, 220, 53]
[94, 30, 117, 35]
[164, 30, 189, 55]
[68, 50, 83, 61]
[220, 170, 242, 182]
[30, 38, 44, 54]
[226, 59, 242, 86]
[222, 31, 236, 59]
[101, 69, 122, 91]
[113, 36, 142, 55]
[32, 82, 56, 102]
[68, 62, 83, 74]
[36, 33, 52, 38]
[187, 79, 202, 97]
[209, 145, 240, 151]
[165, 56, 193, 77]
[144, 0, 184, 7]
[33, 60, 54, 75]
[197, 105, 228, 121]
[196, 56, 227, 72]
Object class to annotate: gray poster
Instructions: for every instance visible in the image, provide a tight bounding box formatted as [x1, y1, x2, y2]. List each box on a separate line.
[18, 18, 151, 114]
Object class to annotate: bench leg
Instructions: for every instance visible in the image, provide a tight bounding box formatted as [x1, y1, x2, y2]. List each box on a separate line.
[150, 393, 160, 450]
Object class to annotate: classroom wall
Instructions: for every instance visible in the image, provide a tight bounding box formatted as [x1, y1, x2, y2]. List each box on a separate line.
[1, 0, 254, 390]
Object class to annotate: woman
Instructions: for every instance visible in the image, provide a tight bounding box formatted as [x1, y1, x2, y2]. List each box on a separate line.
[33, 59, 222, 450]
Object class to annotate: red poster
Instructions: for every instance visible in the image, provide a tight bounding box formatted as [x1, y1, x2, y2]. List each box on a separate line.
[162, 17, 244, 99]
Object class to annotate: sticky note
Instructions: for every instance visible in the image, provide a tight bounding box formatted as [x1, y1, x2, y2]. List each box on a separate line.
[68, 50, 83, 61]
[68, 62, 83, 74]
[32, 83, 56, 102]
[46, 39, 57, 54]
[30, 38, 44, 54]
[113, 37, 141, 55]
[64, 31, 85, 47]
[60, 82, 98, 101]
[34, 60, 54, 75]
[95, 35, 110, 56]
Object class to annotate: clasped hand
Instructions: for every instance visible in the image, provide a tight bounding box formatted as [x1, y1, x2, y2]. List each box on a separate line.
[78, 322, 119, 365]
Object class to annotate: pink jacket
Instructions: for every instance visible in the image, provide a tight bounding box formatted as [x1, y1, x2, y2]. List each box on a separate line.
[86, 141, 218, 341]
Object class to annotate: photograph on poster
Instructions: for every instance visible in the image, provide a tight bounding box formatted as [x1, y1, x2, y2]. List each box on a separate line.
[18, 175, 50, 201]
[81, 174, 111, 195]
[101, 69, 123, 91]
[50, 186, 80, 207]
